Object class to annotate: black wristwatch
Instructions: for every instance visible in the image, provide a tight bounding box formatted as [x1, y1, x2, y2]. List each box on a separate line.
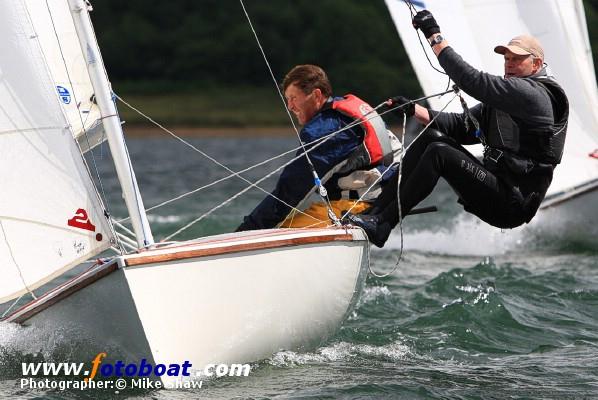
[429, 34, 444, 47]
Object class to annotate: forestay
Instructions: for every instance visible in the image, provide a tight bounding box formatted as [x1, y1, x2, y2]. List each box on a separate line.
[384, 0, 598, 197]
[0, 0, 114, 302]
[25, 0, 104, 152]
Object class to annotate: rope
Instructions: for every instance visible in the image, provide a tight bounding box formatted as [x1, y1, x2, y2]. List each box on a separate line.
[114, 94, 321, 226]
[115, 87, 394, 240]
[116, 80, 454, 241]
[1, 293, 25, 319]
[171, 97, 448, 243]
[238, 0, 339, 225]
[141, 145, 304, 215]
[238, 0, 300, 138]
[403, 0, 417, 15]
[341, 94, 459, 278]
[402, 0, 452, 92]
[360, 113, 409, 278]
[161, 99, 403, 241]
[115, 95, 383, 221]
[116, 93, 380, 218]
[341, 94, 459, 220]
[115, 95, 311, 218]
[327, 1, 459, 276]
[338, 89, 457, 219]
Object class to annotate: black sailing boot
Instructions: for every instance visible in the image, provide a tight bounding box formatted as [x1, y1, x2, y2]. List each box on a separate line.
[345, 213, 392, 248]
[360, 205, 381, 216]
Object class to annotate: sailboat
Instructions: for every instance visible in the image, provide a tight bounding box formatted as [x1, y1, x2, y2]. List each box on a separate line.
[385, 0, 598, 235]
[0, 0, 369, 383]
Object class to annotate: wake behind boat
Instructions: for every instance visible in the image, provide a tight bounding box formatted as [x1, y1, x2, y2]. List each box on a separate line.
[0, 0, 369, 384]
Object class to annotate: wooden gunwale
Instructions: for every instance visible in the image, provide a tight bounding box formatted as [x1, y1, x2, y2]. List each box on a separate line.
[125, 233, 354, 267]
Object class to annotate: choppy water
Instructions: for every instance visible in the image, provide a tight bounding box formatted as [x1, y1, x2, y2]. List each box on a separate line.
[1, 136, 597, 399]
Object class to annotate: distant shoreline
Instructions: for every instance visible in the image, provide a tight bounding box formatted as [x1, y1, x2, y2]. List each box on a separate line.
[124, 124, 404, 138]
[124, 125, 297, 137]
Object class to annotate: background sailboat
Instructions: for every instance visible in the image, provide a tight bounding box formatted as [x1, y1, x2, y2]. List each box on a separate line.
[385, 0, 598, 235]
[0, 0, 369, 383]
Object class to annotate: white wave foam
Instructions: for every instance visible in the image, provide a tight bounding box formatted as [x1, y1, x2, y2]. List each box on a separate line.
[268, 340, 412, 367]
[0, 322, 23, 347]
[0, 321, 70, 360]
[455, 284, 494, 305]
[0, 321, 44, 358]
[384, 213, 528, 256]
[356, 285, 392, 307]
[442, 284, 496, 308]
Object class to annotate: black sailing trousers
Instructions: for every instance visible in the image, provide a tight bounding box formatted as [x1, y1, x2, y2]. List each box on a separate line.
[370, 130, 529, 231]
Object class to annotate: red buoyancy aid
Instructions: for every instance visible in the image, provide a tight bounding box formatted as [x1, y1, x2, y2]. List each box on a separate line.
[332, 94, 393, 167]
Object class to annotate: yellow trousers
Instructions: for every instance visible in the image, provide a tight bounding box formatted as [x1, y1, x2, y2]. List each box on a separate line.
[279, 199, 371, 228]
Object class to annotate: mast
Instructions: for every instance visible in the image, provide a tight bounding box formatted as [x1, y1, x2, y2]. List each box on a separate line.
[67, 0, 154, 248]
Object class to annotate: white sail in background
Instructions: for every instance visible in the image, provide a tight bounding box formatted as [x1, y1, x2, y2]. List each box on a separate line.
[385, 0, 598, 197]
[0, 0, 114, 302]
[385, 0, 481, 112]
[24, 0, 105, 152]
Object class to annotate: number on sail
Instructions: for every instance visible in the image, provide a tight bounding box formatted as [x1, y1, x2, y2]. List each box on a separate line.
[67, 208, 96, 232]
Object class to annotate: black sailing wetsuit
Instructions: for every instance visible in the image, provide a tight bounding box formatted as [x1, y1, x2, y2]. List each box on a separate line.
[368, 47, 568, 241]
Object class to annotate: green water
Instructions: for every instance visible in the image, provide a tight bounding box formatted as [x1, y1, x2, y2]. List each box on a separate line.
[1, 137, 597, 399]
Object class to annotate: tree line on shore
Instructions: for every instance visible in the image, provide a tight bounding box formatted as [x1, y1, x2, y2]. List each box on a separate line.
[93, 0, 598, 103]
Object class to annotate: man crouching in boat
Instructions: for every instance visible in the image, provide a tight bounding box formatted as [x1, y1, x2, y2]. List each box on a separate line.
[236, 64, 400, 231]
[346, 10, 569, 247]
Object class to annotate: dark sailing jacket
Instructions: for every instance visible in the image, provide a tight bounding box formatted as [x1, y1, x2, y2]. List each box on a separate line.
[428, 47, 569, 224]
[480, 76, 568, 169]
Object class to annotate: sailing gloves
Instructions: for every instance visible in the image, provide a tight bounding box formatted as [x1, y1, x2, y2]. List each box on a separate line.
[387, 96, 415, 117]
[412, 10, 440, 38]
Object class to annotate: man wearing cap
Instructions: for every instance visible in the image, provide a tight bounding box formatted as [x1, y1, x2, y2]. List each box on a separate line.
[346, 9, 569, 247]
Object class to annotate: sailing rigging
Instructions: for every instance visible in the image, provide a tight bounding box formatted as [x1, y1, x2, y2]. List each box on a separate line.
[0, 0, 371, 385]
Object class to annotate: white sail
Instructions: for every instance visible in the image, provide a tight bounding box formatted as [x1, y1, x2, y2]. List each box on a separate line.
[0, 0, 114, 302]
[0, 1, 371, 379]
[385, 0, 481, 112]
[385, 0, 598, 197]
[24, 0, 105, 152]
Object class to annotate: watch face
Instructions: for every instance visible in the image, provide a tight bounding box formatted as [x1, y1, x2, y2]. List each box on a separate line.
[431, 35, 443, 45]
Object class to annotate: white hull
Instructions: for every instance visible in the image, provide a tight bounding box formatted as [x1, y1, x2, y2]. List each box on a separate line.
[533, 179, 598, 238]
[5, 227, 369, 384]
